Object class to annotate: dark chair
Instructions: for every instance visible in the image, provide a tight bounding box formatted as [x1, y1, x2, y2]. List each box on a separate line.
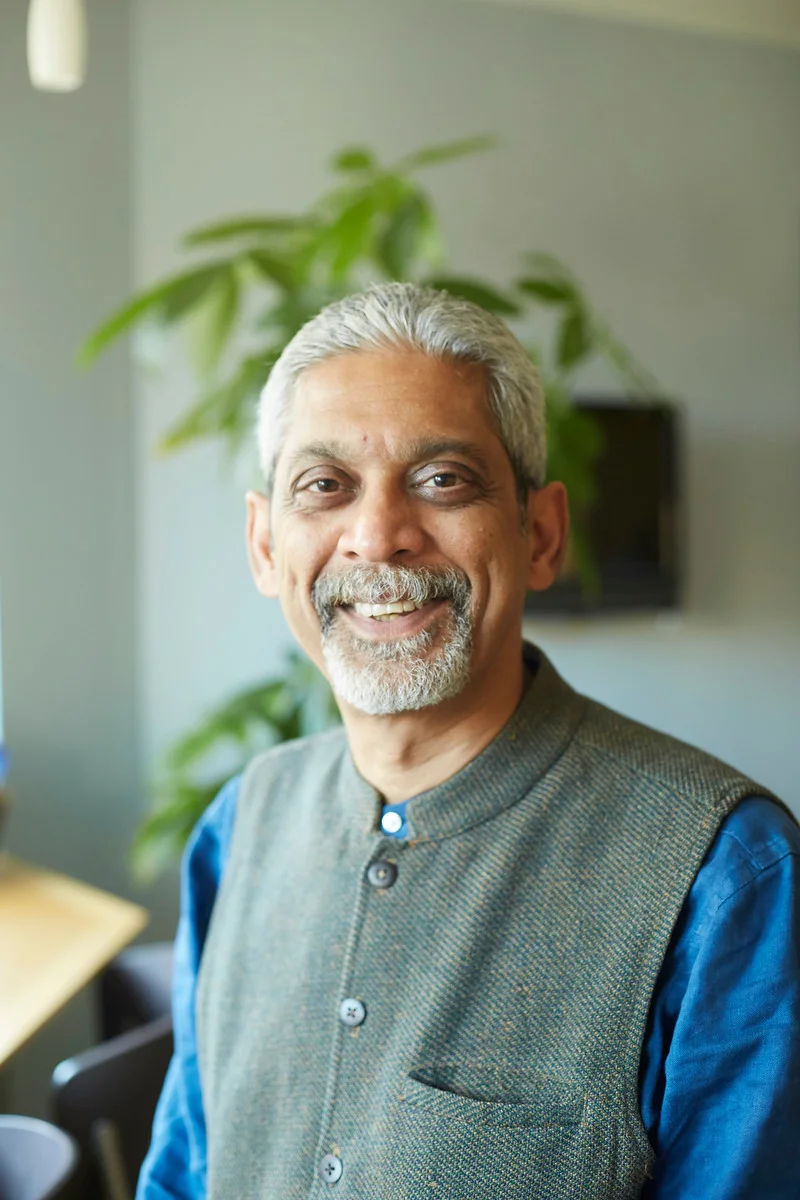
[0, 1115, 80, 1200]
[51, 1016, 173, 1200]
[98, 943, 174, 1040]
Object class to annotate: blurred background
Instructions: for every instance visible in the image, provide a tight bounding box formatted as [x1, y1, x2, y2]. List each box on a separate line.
[1, 0, 798, 1121]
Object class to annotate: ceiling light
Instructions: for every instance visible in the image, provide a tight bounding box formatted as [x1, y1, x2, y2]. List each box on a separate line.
[27, 0, 87, 93]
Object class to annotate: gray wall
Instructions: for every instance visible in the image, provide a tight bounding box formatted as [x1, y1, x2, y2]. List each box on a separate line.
[134, 0, 799, 823]
[0, 0, 136, 1113]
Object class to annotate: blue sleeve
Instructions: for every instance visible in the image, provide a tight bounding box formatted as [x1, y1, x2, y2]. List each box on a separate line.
[640, 795, 800, 1199]
[135, 775, 241, 1200]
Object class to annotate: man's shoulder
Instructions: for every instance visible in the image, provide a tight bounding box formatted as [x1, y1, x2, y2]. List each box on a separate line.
[235, 725, 349, 810]
[243, 725, 348, 780]
[573, 694, 776, 811]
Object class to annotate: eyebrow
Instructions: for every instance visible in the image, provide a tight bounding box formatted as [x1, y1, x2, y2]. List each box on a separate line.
[285, 437, 493, 477]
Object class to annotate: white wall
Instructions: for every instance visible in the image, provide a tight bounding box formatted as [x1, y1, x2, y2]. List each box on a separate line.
[134, 0, 799, 834]
[0, 0, 136, 1112]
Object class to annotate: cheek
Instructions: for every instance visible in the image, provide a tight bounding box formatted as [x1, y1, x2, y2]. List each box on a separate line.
[275, 525, 331, 604]
[461, 527, 529, 605]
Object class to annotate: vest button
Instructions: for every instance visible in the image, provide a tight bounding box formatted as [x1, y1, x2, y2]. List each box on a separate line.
[319, 1153, 343, 1183]
[367, 859, 397, 889]
[339, 998, 366, 1027]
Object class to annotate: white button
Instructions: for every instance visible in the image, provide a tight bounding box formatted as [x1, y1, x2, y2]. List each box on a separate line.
[381, 811, 403, 834]
[320, 1154, 342, 1183]
[339, 997, 366, 1027]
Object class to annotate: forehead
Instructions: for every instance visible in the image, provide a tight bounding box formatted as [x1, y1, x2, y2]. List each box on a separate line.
[283, 347, 500, 460]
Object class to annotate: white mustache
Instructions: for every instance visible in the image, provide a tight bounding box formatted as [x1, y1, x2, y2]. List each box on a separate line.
[312, 564, 470, 614]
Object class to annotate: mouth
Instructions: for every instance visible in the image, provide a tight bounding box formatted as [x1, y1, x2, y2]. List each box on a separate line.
[337, 597, 446, 636]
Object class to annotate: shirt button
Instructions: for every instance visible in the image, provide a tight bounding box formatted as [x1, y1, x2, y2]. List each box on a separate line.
[380, 810, 403, 834]
[319, 1153, 343, 1183]
[367, 859, 398, 889]
[339, 997, 366, 1027]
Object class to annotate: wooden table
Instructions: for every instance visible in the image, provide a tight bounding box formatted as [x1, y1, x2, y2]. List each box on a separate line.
[0, 857, 149, 1067]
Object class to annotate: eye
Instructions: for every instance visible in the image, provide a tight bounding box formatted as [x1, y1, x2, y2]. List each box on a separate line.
[306, 478, 340, 494]
[429, 472, 460, 488]
[414, 464, 478, 500]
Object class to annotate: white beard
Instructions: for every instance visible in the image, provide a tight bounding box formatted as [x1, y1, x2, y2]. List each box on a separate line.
[312, 564, 473, 716]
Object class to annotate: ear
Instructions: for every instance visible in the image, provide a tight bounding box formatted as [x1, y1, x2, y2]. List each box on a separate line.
[246, 490, 279, 598]
[525, 481, 570, 592]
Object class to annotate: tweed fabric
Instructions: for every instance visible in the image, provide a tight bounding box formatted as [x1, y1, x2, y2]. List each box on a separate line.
[195, 644, 773, 1199]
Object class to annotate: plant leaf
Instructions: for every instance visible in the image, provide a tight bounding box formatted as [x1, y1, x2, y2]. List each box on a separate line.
[332, 147, 375, 173]
[556, 309, 592, 371]
[156, 353, 272, 455]
[244, 244, 297, 289]
[129, 778, 227, 882]
[394, 135, 496, 172]
[324, 193, 376, 279]
[522, 250, 576, 281]
[376, 193, 435, 279]
[182, 216, 311, 247]
[163, 680, 288, 772]
[592, 320, 663, 397]
[160, 265, 226, 321]
[245, 248, 298, 291]
[517, 276, 576, 305]
[423, 275, 521, 316]
[184, 267, 239, 378]
[77, 263, 224, 366]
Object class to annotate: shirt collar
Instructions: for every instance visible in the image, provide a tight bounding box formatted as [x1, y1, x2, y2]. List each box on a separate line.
[335, 642, 588, 843]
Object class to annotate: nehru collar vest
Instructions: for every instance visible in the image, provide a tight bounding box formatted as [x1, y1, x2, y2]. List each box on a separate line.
[196, 643, 771, 1199]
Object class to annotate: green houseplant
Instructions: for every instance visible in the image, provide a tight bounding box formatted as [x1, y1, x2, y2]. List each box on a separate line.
[81, 136, 659, 880]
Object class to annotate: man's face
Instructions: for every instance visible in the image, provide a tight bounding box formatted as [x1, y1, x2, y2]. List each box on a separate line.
[246, 347, 567, 715]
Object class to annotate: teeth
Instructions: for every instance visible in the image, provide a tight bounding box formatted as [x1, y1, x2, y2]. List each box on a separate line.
[352, 600, 422, 618]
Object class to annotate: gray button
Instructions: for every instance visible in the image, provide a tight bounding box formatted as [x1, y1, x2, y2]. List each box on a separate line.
[340, 997, 366, 1027]
[319, 1154, 342, 1183]
[381, 810, 403, 834]
[367, 859, 397, 888]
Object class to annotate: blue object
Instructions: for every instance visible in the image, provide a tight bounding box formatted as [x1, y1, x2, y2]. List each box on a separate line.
[136, 783, 800, 1199]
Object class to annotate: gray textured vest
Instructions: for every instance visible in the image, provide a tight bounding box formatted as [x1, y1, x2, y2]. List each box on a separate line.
[196, 645, 770, 1199]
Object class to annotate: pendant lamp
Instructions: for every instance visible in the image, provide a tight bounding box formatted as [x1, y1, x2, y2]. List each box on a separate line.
[27, 0, 88, 92]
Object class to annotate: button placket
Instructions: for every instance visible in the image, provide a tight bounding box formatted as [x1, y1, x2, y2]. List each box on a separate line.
[314, 843, 403, 1191]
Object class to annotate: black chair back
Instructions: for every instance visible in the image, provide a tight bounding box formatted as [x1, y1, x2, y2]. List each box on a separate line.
[50, 1016, 173, 1200]
[99, 944, 173, 1040]
[0, 1115, 80, 1200]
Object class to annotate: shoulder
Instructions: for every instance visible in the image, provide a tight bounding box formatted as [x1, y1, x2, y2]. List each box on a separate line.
[239, 725, 348, 797]
[242, 725, 348, 781]
[219, 726, 350, 844]
[573, 696, 775, 814]
[187, 726, 348, 865]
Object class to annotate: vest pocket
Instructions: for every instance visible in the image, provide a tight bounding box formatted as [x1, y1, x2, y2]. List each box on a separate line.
[378, 1075, 595, 1199]
[399, 1072, 586, 1128]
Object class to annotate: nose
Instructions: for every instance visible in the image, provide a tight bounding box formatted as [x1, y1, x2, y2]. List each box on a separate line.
[336, 480, 426, 563]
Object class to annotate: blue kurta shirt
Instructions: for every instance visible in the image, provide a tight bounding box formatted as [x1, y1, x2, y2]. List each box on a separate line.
[137, 780, 800, 1199]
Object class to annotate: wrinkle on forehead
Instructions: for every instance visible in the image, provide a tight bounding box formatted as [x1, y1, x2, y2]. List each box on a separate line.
[282, 350, 497, 464]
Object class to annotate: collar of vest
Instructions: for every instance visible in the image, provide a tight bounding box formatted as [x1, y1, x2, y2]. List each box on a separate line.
[335, 641, 589, 842]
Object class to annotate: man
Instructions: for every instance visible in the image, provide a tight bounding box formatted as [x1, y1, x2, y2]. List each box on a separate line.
[138, 283, 799, 1199]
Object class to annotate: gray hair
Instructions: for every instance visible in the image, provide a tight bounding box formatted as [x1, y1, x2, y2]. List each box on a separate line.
[256, 281, 546, 498]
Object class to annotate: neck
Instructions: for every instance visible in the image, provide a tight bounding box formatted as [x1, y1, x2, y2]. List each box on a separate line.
[339, 646, 526, 803]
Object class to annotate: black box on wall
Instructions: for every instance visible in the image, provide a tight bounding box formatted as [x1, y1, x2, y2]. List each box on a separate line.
[526, 399, 681, 615]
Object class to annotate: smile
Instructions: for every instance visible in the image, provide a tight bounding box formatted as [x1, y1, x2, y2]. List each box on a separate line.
[352, 600, 424, 620]
[337, 598, 445, 634]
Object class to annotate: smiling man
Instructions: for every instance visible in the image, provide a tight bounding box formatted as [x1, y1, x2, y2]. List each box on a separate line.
[138, 284, 799, 1200]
